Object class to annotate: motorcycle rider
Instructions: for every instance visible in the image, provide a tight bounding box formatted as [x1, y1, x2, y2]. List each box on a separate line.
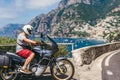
[16, 25, 42, 74]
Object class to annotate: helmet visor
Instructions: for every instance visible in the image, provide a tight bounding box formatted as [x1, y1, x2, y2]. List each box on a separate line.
[27, 28, 33, 35]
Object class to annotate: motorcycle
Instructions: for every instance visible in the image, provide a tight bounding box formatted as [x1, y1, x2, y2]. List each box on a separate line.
[0, 34, 75, 80]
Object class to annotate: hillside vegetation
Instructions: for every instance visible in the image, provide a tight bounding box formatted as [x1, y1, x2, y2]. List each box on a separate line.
[28, 0, 120, 42]
[0, 37, 69, 57]
[0, 37, 16, 45]
[0, 0, 120, 42]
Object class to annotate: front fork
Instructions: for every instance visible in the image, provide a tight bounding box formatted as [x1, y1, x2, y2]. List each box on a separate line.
[50, 59, 64, 74]
[56, 62, 64, 74]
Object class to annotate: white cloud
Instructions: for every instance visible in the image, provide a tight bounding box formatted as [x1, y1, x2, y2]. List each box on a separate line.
[0, 8, 18, 19]
[14, 0, 61, 10]
[14, 0, 24, 8]
[0, 0, 61, 27]
[0, 13, 17, 19]
[26, 0, 61, 9]
[0, 0, 61, 19]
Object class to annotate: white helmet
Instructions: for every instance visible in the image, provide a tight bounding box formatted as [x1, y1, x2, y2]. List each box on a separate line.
[22, 25, 33, 36]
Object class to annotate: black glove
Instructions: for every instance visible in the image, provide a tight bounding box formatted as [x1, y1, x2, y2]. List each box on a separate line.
[41, 43, 47, 47]
[36, 42, 47, 46]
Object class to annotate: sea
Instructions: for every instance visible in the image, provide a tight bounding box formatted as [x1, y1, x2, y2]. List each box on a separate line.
[52, 38, 106, 57]
[32, 35, 106, 57]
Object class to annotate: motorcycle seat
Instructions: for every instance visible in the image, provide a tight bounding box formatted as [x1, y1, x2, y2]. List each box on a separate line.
[6, 52, 25, 61]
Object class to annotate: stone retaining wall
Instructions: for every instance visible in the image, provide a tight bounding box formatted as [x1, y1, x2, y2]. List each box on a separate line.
[72, 42, 120, 66]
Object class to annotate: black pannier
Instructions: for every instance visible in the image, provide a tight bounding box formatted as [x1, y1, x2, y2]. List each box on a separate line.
[0, 51, 11, 68]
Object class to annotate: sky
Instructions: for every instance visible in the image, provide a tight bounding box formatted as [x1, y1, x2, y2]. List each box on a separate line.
[0, 0, 61, 28]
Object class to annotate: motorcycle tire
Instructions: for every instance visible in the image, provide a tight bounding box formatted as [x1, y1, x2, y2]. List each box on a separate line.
[51, 59, 75, 80]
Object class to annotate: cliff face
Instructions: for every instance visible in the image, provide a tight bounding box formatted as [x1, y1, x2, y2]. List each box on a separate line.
[29, 0, 94, 34]
[58, 0, 92, 8]
[28, 0, 120, 40]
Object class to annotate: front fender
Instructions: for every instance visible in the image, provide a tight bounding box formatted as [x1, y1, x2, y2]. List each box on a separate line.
[56, 57, 67, 62]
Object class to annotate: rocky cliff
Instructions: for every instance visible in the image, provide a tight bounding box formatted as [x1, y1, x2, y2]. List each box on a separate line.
[28, 0, 120, 41]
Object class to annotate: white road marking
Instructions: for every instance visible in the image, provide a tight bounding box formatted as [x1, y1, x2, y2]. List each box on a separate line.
[106, 70, 113, 75]
[105, 50, 120, 66]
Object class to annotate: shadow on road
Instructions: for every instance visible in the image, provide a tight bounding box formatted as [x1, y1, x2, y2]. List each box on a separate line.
[35, 76, 77, 80]
[0, 72, 77, 80]
[38, 73, 77, 80]
[32, 72, 77, 80]
[34, 76, 54, 80]
[23, 72, 54, 80]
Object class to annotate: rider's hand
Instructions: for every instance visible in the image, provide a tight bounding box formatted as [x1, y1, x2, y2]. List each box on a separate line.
[35, 42, 41, 45]
[36, 42, 47, 46]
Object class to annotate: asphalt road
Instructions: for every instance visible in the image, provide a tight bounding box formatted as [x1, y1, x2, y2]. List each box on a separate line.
[0, 72, 76, 80]
[0, 72, 54, 80]
[21, 72, 76, 80]
[25, 74, 76, 80]
[102, 52, 120, 80]
[26, 72, 77, 80]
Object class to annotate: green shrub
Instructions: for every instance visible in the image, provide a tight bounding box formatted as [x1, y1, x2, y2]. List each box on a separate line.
[0, 37, 16, 53]
[54, 45, 69, 58]
[0, 36, 16, 45]
[0, 37, 69, 57]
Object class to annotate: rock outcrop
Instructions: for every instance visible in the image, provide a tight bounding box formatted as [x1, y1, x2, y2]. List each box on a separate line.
[28, 0, 120, 41]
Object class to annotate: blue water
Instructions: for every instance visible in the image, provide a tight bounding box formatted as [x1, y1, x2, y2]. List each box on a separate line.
[33, 36, 106, 57]
[53, 38, 106, 57]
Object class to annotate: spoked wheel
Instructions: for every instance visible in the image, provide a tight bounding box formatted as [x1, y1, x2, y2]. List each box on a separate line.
[51, 59, 75, 80]
[0, 68, 18, 80]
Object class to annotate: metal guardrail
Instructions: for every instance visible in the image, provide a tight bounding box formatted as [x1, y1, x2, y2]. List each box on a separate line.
[0, 44, 15, 46]
[0, 44, 16, 53]
[0, 43, 74, 53]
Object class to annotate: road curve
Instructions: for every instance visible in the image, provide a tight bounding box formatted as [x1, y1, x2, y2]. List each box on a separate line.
[102, 51, 120, 80]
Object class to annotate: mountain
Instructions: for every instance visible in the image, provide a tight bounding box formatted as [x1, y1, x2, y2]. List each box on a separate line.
[1, 0, 120, 42]
[0, 24, 24, 38]
[28, 0, 120, 41]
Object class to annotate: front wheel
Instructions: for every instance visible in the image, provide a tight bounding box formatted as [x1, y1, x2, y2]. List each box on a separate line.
[51, 59, 75, 80]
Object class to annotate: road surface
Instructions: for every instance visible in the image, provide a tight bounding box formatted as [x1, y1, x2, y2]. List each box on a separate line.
[102, 51, 120, 80]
